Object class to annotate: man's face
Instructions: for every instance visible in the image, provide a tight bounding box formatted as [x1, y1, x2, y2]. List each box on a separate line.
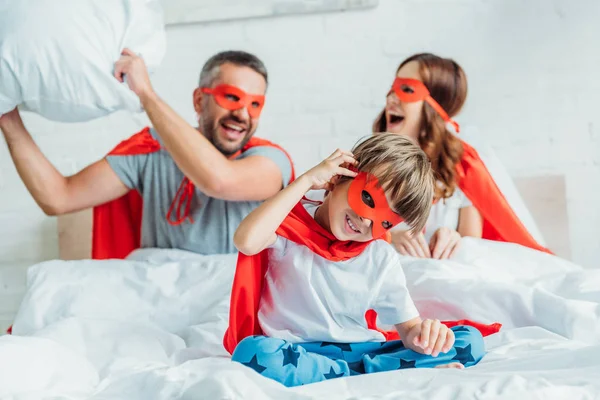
[195, 63, 267, 156]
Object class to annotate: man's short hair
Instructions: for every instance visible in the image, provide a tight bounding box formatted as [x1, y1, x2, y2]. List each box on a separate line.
[199, 51, 268, 88]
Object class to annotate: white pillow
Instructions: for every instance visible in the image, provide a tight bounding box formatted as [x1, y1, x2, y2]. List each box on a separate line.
[0, 0, 166, 122]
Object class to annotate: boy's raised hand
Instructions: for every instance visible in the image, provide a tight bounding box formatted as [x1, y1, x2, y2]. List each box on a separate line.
[406, 319, 455, 357]
[304, 149, 358, 191]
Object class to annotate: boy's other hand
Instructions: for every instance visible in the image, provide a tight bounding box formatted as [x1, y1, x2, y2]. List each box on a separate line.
[407, 319, 454, 357]
[390, 230, 431, 258]
[304, 149, 358, 191]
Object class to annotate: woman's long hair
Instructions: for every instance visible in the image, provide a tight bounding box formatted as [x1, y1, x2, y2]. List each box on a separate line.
[373, 53, 467, 200]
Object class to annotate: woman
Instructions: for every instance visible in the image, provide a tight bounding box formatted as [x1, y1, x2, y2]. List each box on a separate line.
[373, 53, 550, 258]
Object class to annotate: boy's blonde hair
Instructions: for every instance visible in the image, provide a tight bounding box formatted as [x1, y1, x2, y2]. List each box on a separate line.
[349, 133, 434, 234]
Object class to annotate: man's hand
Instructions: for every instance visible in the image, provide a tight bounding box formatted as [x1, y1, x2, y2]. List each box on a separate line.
[113, 48, 155, 101]
[429, 227, 461, 259]
[0, 108, 23, 132]
[405, 319, 455, 357]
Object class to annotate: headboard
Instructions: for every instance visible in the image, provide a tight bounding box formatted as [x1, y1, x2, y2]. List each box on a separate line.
[57, 209, 93, 261]
[57, 175, 570, 260]
[513, 175, 570, 259]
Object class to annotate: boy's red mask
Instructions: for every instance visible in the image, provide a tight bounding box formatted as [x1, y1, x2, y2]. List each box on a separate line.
[201, 84, 265, 118]
[347, 172, 403, 239]
[391, 78, 460, 133]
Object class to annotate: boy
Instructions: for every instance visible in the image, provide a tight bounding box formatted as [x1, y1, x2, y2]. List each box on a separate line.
[224, 134, 486, 387]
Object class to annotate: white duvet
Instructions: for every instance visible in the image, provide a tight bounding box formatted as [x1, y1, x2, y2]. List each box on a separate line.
[2, 240, 600, 399]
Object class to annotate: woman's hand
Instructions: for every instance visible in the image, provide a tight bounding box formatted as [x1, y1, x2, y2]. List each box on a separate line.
[429, 227, 461, 259]
[390, 230, 431, 258]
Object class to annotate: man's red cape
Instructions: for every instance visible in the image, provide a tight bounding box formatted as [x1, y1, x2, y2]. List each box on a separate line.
[223, 201, 502, 354]
[91, 127, 295, 260]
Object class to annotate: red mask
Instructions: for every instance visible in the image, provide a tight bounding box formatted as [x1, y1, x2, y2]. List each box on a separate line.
[391, 78, 460, 133]
[201, 84, 265, 119]
[348, 172, 403, 239]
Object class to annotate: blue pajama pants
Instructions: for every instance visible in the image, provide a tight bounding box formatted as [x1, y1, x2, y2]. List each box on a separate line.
[232, 326, 485, 387]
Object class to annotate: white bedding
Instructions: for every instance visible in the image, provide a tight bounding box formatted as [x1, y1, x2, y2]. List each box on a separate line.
[2, 241, 600, 399]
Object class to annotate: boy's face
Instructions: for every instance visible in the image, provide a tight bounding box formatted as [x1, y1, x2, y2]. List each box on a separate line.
[327, 180, 372, 242]
[326, 179, 397, 242]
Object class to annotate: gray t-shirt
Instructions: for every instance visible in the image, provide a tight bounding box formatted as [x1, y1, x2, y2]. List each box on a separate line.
[106, 128, 293, 255]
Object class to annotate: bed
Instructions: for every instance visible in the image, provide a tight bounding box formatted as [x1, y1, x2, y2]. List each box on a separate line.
[2, 239, 599, 399]
[2, 156, 595, 398]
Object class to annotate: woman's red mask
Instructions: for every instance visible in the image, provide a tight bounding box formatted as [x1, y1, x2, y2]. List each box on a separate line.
[201, 84, 265, 119]
[391, 78, 460, 133]
[347, 172, 403, 239]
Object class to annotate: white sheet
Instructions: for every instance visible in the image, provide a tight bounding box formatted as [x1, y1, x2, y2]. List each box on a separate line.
[2, 242, 600, 399]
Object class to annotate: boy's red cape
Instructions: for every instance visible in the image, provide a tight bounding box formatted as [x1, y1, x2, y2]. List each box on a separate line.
[91, 127, 295, 260]
[223, 201, 502, 355]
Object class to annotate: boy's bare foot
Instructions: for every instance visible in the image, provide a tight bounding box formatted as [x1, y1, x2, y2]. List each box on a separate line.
[434, 362, 464, 370]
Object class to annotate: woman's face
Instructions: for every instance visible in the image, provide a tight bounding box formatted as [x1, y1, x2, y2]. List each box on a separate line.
[384, 61, 425, 142]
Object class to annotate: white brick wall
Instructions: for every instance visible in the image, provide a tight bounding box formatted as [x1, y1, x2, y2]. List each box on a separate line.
[1, 0, 599, 328]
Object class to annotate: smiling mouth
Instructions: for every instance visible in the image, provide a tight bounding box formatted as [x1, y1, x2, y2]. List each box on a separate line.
[388, 113, 405, 124]
[220, 120, 247, 139]
[346, 214, 361, 234]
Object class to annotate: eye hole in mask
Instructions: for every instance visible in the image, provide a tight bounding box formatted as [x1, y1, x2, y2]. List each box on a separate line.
[381, 220, 393, 230]
[361, 190, 375, 208]
[400, 84, 415, 95]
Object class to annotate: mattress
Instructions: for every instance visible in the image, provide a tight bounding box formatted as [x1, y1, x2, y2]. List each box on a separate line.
[1, 239, 599, 399]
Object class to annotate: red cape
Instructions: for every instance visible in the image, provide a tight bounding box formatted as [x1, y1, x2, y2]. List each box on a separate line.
[92, 127, 295, 260]
[458, 140, 551, 254]
[223, 201, 502, 355]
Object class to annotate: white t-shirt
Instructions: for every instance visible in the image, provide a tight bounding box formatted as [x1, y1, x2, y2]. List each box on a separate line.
[394, 187, 473, 242]
[257, 203, 419, 343]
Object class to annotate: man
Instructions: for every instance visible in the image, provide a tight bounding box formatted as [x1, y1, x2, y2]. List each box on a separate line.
[0, 50, 294, 258]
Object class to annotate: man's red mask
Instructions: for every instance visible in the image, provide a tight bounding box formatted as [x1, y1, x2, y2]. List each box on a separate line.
[391, 78, 460, 133]
[201, 84, 265, 119]
[348, 172, 403, 239]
